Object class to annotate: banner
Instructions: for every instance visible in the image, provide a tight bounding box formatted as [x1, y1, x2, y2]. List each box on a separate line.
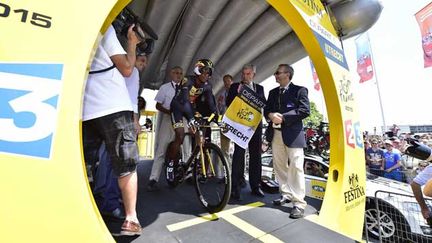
[310, 59, 320, 91]
[222, 85, 265, 149]
[415, 2, 432, 68]
[355, 33, 374, 83]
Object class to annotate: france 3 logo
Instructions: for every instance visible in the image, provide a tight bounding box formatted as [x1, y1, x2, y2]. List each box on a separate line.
[0, 63, 63, 159]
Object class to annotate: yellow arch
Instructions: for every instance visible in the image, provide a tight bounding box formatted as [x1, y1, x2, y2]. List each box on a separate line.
[0, 0, 365, 242]
[268, 0, 366, 241]
[0, 0, 129, 242]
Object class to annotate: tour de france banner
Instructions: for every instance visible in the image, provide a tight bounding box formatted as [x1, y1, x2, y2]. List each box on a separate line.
[415, 2, 432, 68]
[222, 85, 265, 149]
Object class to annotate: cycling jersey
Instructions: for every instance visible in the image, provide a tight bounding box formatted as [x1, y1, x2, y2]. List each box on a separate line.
[170, 75, 217, 128]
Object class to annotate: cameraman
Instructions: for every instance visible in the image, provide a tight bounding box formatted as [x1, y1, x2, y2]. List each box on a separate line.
[82, 24, 142, 236]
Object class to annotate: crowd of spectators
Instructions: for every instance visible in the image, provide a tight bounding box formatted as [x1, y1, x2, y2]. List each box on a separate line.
[364, 130, 432, 182]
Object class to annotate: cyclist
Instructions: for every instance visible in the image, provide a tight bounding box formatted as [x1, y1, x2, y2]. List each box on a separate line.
[167, 59, 218, 180]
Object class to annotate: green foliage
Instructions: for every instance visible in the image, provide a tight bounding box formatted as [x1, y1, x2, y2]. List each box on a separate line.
[303, 101, 323, 128]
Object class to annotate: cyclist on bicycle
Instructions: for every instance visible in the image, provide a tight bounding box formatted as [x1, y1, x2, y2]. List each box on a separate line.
[167, 59, 218, 177]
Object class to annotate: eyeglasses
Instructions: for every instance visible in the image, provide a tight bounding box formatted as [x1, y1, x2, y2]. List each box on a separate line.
[172, 71, 183, 75]
[274, 71, 288, 76]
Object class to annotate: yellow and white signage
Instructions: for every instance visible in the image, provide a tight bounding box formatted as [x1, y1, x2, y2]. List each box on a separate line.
[222, 85, 265, 148]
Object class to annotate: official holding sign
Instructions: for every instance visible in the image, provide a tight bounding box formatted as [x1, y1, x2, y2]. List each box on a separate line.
[225, 64, 266, 200]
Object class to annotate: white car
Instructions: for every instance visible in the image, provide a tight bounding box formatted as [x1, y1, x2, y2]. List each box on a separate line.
[261, 153, 432, 242]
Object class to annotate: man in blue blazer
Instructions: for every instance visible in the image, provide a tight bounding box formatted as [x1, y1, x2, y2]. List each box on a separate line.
[226, 64, 266, 200]
[264, 64, 310, 219]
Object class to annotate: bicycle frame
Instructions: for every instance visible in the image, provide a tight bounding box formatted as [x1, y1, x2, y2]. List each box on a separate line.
[182, 124, 219, 180]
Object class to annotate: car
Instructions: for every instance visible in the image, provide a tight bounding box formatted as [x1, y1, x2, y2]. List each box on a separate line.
[261, 153, 432, 241]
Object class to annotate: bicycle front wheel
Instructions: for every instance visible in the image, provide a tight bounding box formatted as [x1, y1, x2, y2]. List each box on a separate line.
[194, 142, 231, 213]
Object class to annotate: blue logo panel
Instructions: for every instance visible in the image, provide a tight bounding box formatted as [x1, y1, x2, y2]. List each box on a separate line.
[0, 63, 63, 159]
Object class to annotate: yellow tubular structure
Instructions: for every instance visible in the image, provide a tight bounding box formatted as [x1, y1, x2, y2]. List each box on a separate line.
[0, 0, 365, 242]
[268, 0, 366, 241]
[0, 0, 130, 242]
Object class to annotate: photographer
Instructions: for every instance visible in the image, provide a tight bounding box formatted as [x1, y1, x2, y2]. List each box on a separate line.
[82, 23, 142, 236]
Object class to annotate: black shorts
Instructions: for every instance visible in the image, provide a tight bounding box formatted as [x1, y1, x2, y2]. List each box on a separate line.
[82, 111, 138, 177]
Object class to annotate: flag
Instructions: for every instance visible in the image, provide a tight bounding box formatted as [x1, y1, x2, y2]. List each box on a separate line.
[355, 33, 374, 83]
[415, 2, 432, 68]
[222, 85, 265, 149]
[309, 59, 320, 91]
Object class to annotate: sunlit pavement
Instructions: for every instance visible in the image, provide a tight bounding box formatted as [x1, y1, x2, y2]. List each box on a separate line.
[103, 159, 358, 243]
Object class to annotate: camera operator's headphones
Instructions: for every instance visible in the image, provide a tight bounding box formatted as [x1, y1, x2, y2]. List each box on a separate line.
[194, 59, 213, 76]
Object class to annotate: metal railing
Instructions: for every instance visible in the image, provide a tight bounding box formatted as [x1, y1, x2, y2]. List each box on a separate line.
[367, 190, 432, 243]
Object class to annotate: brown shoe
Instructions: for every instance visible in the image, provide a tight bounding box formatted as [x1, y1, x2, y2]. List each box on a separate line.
[120, 220, 142, 236]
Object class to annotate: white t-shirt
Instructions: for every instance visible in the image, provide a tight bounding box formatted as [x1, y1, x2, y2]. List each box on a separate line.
[154, 81, 177, 110]
[125, 67, 140, 114]
[82, 25, 133, 121]
[414, 164, 432, 186]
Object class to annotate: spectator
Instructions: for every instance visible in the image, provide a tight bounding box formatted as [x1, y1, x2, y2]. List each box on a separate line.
[383, 139, 403, 181]
[226, 64, 266, 200]
[366, 138, 384, 176]
[264, 64, 310, 219]
[390, 124, 400, 137]
[82, 24, 142, 235]
[147, 66, 183, 191]
[411, 163, 432, 220]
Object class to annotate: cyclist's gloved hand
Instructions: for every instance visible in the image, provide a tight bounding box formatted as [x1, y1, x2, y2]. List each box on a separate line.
[188, 118, 200, 128]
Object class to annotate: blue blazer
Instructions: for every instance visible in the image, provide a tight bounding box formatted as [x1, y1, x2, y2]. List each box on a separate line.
[264, 83, 310, 148]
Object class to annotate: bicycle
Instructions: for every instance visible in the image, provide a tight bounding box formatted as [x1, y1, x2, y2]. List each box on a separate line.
[164, 115, 231, 213]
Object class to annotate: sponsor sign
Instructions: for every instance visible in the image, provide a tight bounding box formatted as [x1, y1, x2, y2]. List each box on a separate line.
[222, 85, 265, 149]
[311, 180, 327, 199]
[344, 173, 366, 212]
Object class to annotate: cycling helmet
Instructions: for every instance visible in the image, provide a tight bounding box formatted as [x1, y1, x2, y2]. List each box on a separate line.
[194, 59, 213, 76]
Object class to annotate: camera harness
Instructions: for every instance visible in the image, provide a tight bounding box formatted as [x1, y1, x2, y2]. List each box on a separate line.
[89, 64, 115, 74]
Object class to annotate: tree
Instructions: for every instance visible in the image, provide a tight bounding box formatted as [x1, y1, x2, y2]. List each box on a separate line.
[303, 101, 324, 128]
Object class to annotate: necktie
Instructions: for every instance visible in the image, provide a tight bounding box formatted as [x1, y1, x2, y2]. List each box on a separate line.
[278, 88, 284, 111]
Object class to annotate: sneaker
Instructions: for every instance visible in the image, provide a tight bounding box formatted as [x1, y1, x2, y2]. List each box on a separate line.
[166, 160, 175, 182]
[120, 220, 142, 236]
[147, 179, 159, 192]
[290, 206, 304, 219]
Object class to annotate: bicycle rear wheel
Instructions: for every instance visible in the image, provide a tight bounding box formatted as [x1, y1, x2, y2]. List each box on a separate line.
[194, 142, 231, 213]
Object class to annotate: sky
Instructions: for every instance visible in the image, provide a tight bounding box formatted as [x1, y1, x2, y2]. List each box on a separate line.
[143, 1, 432, 133]
[261, 0, 432, 133]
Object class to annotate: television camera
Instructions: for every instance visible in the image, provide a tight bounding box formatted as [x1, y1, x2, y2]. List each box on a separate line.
[405, 139, 432, 162]
[112, 7, 158, 56]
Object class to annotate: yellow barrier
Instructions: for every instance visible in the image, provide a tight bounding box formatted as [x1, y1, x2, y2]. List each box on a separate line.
[138, 130, 154, 159]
